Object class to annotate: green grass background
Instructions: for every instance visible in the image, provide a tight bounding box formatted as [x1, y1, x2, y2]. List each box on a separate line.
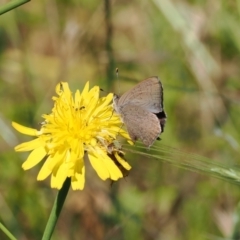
[1, 0, 240, 239]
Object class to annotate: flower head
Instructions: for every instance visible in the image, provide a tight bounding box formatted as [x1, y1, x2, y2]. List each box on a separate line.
[12, 82, 131, 190]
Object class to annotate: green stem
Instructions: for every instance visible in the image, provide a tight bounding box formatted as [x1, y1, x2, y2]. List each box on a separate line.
[0, 222, 17, 240]
[104, 0, 115, 90]
[0, 0, 30, 15]
[42, 178, 71, 240]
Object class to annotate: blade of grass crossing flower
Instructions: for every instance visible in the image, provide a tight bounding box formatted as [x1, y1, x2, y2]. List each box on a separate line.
[123, 144, 240, 185]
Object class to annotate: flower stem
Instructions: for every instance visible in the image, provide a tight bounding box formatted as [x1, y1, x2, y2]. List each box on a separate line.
[0, 0, 30, 15]
[42, 178, 71, 240]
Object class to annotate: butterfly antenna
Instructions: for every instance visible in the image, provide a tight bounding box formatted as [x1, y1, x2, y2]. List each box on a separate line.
[116, 67, 120, 95]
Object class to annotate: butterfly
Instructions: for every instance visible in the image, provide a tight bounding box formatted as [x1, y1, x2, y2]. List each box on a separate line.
[113, 76, 167, 147]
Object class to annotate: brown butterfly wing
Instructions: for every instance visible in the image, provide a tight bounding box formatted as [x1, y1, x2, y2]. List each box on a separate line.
[117, 77, 164, 113]
[120, 103, 162, 147]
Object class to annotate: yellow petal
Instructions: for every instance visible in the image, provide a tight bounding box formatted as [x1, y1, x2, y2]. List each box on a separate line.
[62, 82, 71, 93]
[119, 130, 132, 141]
[54, 163, 68, 189]
[114, 153, 132, 170]
[55, 82, 62, 95]
[91, 100, 111, 117]
[83, 88, 99, 118]
[88, 153, 110, 180]
[71, 162, 85, 190]
[99, 93, 113, 108]
[51, 175, 59, 189]
[56, 82, 70, 96]
[70, 140, 84, 162]
[74, 90, 81, 108]
[48, 148, 67, 170]
[65, 151, 75, 170]
[50, 149, 72, 189]
[80, 81, 89, 99]
[22, 147, 47, 170]
[37, 155, 54, 180]
[89, 149, 123, 181]
[99, 151, 122, 180]
[15, 138, 45, 152]
[12, 122, 39, 136]
[88, 86, 99, 101]
[51, 164, 65, 189]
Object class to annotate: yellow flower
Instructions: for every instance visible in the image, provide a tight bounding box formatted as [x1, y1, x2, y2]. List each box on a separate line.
[12, 82, 131, 190]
